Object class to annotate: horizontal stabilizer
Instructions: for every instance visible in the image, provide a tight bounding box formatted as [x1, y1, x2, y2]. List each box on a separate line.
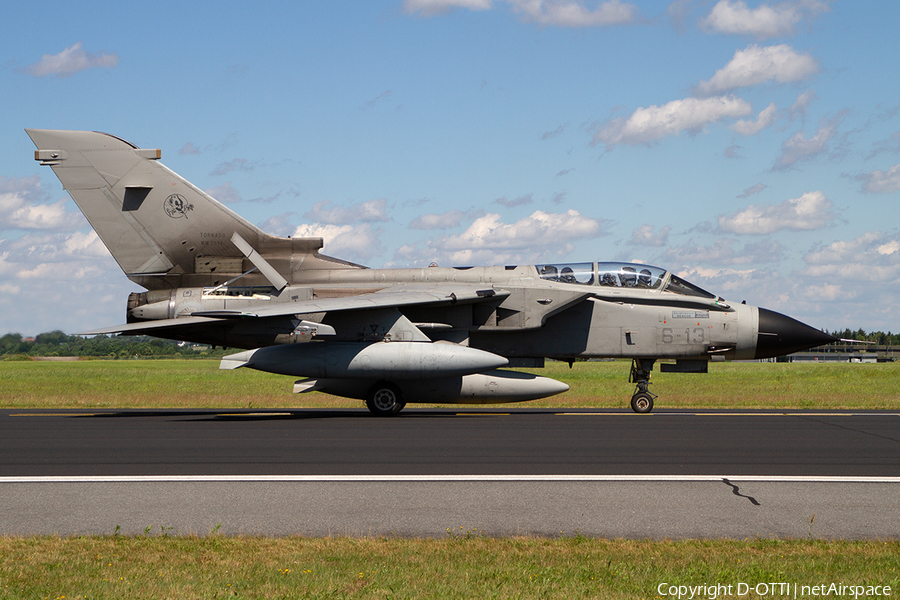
[78, 315, 223, 336]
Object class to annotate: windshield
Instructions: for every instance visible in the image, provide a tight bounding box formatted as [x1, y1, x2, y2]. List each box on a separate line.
[597, 263, 665, 289]
[537, 263, 594, 285]
[663, 274, 716, 299]
[533, 262, 718, 297]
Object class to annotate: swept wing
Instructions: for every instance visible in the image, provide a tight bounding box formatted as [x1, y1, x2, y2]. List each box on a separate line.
[79, 285, 511, 336]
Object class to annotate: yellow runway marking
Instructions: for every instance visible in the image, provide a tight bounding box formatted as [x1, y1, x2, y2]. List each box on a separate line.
[557, 412, 652, 416]
[9, 413, 112, 417]
[556, 412, 898, 417]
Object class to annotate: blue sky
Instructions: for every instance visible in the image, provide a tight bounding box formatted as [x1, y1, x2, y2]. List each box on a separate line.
[2, 0, 899, 336]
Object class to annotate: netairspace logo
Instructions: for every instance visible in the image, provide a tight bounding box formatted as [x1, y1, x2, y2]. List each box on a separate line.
[657, 582, 892, 599]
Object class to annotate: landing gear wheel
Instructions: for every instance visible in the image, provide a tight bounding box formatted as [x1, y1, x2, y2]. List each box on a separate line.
[365, 382, 405, 416]
[628, 358, 657, 413]
[630, 391, 654, 414]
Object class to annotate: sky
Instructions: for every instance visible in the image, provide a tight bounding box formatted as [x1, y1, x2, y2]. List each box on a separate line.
[1, 0, 899, 336]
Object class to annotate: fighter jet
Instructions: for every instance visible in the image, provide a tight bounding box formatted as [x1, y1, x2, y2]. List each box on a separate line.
[27, 129, 835, 414]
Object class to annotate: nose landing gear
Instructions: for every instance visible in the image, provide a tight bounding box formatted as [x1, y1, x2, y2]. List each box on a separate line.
[629, 358, 656, 413]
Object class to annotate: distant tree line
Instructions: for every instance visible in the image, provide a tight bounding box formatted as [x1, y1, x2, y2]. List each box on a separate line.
[825, 329, 900, 346]
[0, 331, 229, 359]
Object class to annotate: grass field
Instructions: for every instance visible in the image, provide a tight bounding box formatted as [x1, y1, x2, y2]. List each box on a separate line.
[1, 358, 899, 410]
[1, 536, 898, 599]
[2, 358, 898, 598]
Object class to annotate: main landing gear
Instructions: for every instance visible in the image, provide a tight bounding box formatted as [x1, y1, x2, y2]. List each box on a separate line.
[365, 381, 406, 416]
[629, 358, 656, 413]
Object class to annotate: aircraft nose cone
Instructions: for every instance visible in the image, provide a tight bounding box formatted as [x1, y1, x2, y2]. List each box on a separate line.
[755, 308, 836, 360]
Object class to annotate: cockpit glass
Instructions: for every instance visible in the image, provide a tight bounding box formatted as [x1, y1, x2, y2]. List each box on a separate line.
[663, 275, 715, 299]
[536, 263, 594, 285]
[597, 263, 665, 289]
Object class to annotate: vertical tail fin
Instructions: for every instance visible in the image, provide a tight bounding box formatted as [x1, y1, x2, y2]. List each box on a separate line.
[27, 129, 344, 290]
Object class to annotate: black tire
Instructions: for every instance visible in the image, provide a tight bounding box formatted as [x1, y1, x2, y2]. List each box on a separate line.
[365, 382, 405, 416]
[630, 392, 654, 413]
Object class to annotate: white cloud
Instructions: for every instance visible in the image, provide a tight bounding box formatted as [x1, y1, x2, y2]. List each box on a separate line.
[733, 239, 785, 264]
[789, 89, 817, 119]
[4, 198, 72, 230]
[441, 210, 604, 250]
[737, 183, 767, 198]
[2, 231, 110, 264]
[293, 223, 383, 261]
[494, 194, 534, 208]
[628, 224, 670, 247]
[303, 199, 389, 225]
[62, 231, 109, 258]
[730, 102, 778, 136]
[210, 159, 254, 176]
[17, 261, 106, 280]
[403, 0, 493, 16]
[856, 164, 900, 194]
[867, 131, 900, 160]
[205, 182, 243, 204]
[666, 0, 693, 31]
[24, 42, 118, 78]
[403, 0, 639, 27]
[694, 44, 818, 96]
[659, 238, 784, 266]
[258, 212, 297, 237]
[179, 142, 201, 155]
[802, 232, 900, 285]
[593, 95, 752, 148]
[663, 232, 900, 329]
[397, 209, 610, 266]
[0, 230, 127, 335]
[717, 190, 836, 234]
[773, 114, 839, 170]
[409, 210, 468, 230]
[672, 266, 797, 309]
[508, 0, 638, 27]
[724, 145, 743, 159]
[542, 124, 566, 140]
[0, 228, 119, 333]
[804, 232, 881, 265]
[700, 0, 829, 39]
[293, 223, 353, 242]
[0, 176, 85, 231]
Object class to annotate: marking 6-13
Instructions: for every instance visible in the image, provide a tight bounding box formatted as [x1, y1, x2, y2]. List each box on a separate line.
[661, 327, 706, 344]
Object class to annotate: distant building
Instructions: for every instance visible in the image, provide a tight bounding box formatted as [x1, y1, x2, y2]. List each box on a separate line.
[784, 342, 894, 363]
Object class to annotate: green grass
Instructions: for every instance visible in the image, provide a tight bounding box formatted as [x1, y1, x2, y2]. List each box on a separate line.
[1, 536, 898, 599]
[2, 358, 899, 410]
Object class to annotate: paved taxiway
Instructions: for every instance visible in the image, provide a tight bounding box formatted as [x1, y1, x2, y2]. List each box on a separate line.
[2, 408, 899, 538]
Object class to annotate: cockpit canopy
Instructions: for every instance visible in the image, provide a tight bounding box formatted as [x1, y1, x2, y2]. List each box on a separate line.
[535, 262, 716, 299]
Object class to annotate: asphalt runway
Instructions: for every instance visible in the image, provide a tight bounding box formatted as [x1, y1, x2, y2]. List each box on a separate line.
[2, 408, 899, 538]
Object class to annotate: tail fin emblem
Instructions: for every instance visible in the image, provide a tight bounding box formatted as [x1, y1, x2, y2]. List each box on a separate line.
[164, 194, 194, 219]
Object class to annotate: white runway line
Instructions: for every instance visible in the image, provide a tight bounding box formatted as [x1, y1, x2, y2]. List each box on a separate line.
[3, 475, 900, 483]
